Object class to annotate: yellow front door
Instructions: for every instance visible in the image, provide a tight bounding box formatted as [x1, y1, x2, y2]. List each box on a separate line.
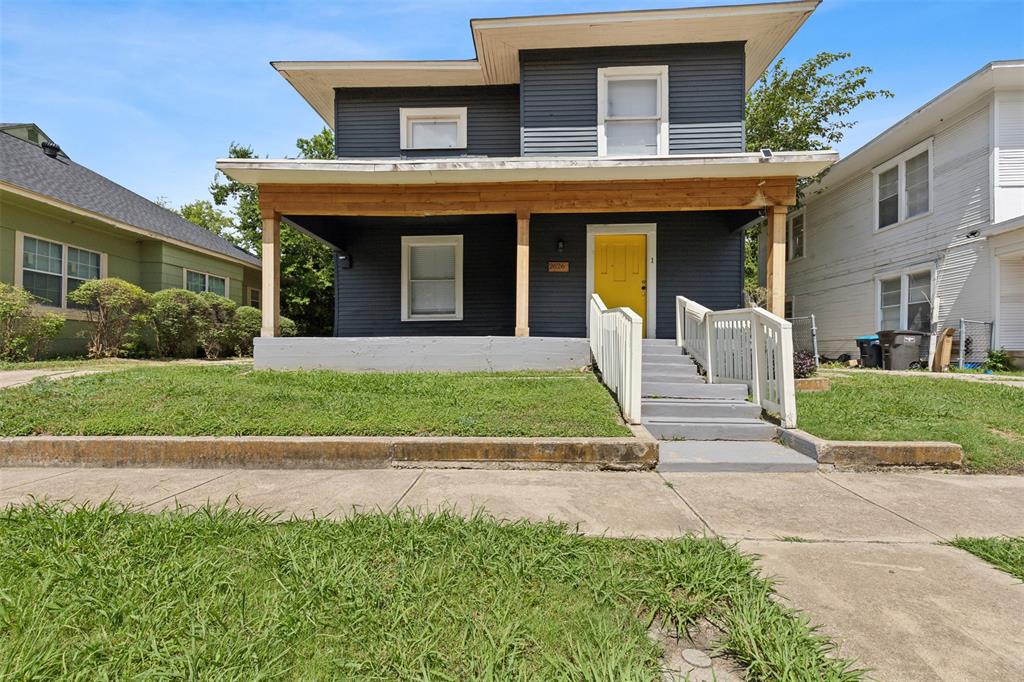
[594, 233, 647, 336]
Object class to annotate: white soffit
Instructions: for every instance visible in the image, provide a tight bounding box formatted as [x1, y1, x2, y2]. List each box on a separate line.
[216, 151, 837, 185]
[274, 1, 820, 126]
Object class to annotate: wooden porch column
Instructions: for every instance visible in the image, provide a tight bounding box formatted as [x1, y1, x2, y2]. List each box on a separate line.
[765, 205, 787, 317]
[515, 209, 530, 336]
[261, 212, 281, 337]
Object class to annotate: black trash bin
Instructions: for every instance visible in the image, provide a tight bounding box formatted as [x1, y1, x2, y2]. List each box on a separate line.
[855, 335, 881, 368]
[877, 330, 928, 370]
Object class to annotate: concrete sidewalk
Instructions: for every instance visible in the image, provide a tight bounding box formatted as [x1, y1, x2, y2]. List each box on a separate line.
[2, 466, 1022, 681]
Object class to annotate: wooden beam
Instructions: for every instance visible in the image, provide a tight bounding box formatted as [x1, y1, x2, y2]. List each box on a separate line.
[765, 205, 787, 318]
[257, 177, 798, 217]
[261, 213, 281, 337]
[515, 209, 530, 337]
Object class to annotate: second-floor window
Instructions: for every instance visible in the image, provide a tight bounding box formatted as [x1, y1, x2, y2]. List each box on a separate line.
[874, 139, 932, 229]
[400, 107, 467, 151]
[597, 65, 669, 157]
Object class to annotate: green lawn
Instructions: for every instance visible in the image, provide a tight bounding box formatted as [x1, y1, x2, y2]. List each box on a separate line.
[0, 504, 862, 680]
[949, 537, 1024, 581]
[0, 357, 150, 371]
[797, 374, 1024, 473]
[0, 365, 631, 437]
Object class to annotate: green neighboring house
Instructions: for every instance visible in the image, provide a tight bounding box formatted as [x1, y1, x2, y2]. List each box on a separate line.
[0, 123, 261, 356]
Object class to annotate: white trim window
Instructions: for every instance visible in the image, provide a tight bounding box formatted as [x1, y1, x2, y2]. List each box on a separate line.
[399, 107, 468, 151]
[877, 268, 933, 333]
[873, 139, 933, 230]
[16, 232, 105, 309]
[401, 235, 464, 321]
[184, 269, 228, 297]
[247, 287, 261, 308]
[787, 213, 805, 261]
[597, 65, 669, 157]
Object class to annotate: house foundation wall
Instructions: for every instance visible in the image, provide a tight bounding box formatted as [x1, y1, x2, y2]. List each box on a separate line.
[254, 336, 590, 372]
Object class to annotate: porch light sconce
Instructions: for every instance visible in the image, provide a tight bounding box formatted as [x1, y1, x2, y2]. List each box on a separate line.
[556, 239, 565, 253]
[336, 250, 352, 269]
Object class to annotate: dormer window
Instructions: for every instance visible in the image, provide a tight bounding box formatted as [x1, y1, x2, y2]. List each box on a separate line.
[400, 107, 467, 151]
[597, 66, 669, 156]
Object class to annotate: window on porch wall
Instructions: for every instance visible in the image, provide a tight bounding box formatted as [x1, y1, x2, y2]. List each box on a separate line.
[401, 235, 463, 321]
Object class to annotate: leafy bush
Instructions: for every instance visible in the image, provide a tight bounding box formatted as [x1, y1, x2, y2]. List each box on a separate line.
[793, 350, 817, 379]
[196, 292, 239, 359]
[281, 316, 297, 337]
[66, 278, 152, 358]
[149, 289, 211, 358]
[0, 283, 65, 361]
[984, 348, 1015, 373]
[233, 306, 262, 356]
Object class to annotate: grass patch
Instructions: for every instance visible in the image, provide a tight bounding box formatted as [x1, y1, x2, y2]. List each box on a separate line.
[0, 357, 149, 371]
[797, 373, 1024, 473]
[0, 503, 863, 680]
[948, 537, 1024, 581]
[0, 364, 630, 437]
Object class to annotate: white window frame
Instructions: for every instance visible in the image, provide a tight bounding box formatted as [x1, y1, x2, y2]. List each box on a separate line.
[597, 65, 670, 157]
[872, 138, 934, 231]
[399, 107, 468, 151]
[183, 269, 229, 297]
[246, 287, 261, 308]
[874, 264, 936, 332]
[14, 230, 107, 314]
[787, 212, 805, 262]
[400, 235, 464, 322]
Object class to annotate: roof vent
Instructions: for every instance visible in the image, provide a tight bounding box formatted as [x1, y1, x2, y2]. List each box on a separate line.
[41, 141, 61, 158]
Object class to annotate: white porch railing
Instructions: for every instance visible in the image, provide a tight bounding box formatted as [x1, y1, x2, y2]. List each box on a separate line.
[588, 294, 642, 424]
[675, 295, 797, 428]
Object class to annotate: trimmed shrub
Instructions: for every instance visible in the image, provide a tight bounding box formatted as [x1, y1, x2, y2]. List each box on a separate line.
[197, 292, 239, 359]
[281, 315, 297, 338]
[149, 289, 212, 358]
[793, 350, 817, 379]
[66, 278, 152, 358]
[0, 283, 65, 361]
[232, 307, 298, 356]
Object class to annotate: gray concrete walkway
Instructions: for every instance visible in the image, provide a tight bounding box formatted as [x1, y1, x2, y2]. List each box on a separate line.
[2, 466, 1022, 681]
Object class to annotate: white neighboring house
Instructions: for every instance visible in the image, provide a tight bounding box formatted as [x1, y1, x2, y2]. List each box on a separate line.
[761, 61, 1024, 367]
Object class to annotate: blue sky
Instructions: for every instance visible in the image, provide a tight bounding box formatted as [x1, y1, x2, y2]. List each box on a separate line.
[1, 0, 1022, 208]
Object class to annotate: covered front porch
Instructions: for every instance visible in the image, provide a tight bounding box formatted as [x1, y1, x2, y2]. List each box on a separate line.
[224, 153, 833, 350]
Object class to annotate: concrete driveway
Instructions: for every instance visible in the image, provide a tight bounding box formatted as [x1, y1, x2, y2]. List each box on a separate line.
[2, 466, 1022, 681]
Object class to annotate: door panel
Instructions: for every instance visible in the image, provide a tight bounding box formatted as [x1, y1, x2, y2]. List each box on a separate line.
[594, 233, 647, 335]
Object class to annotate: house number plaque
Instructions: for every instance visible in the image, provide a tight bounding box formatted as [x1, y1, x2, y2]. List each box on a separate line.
[548, 261, 570, 272]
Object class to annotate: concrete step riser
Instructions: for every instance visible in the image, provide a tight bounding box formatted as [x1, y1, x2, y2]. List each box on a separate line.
[644, 422, 777, 441]
[642, 383, 749, 400]
[642, 366, 698, 377]
[641, 401, 762, 419]
[644, 375, 704, 385]
[643, 359, 696, 369]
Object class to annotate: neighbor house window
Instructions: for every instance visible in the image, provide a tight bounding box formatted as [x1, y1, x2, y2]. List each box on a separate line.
[401, 235, 463, 321]
[399, 107, 467, 150]
[598, 65, 669, 156]
[247, 287, 261, 308]
[787, 213, 805, 261]
[184, 269, 228, 296]
[18, 233, 104, 308]
[878, 269, 932, 333]
[874, 139, 932, 229]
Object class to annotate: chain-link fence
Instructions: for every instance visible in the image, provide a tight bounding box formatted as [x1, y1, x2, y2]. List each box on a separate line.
[786, 314, 820, 367]
[953, 319, 994, 368]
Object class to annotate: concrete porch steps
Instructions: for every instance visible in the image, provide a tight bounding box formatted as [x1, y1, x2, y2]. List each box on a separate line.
[656, 441, 818, 472]
[644, 417, 777, 441]
[642, 382, 749, 399]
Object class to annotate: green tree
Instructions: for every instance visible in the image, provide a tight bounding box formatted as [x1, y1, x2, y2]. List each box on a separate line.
[742, 52, 892, 296]
[207, 128, 337, 335]
[177, 200, 236, 243]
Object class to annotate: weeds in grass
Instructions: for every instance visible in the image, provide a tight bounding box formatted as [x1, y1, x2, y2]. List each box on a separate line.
[948, 537, 1024, 581]
[0, 503, 864, 680]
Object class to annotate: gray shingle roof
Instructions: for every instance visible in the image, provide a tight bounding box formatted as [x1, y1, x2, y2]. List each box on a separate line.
[0, 129, 260, 267]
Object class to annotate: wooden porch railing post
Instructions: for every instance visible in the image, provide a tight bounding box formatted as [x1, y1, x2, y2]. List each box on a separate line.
[515, 209, 530, 337]
[766, 205, 788, 318]
[261, 212, 281, 338]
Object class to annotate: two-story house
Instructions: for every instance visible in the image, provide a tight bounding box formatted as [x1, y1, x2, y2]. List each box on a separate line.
[769, 61, 1024, 367]
[217, 1, 835, 367]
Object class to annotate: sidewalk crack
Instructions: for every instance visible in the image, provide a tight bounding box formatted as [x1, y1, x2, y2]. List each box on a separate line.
[390, 469, 425, 513]
[818, 471, 945, 541]
[657, 471, 716, 537]
[144, 470, 235, 510]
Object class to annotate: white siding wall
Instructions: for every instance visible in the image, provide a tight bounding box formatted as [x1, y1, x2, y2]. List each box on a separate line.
[787, 99, 994, 357]
[994, 90, 1024, 222]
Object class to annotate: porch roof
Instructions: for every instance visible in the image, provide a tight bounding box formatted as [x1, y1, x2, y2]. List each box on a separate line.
[217, 150, 837, 186]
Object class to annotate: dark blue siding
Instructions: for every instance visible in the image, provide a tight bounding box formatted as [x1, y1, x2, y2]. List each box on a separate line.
[334, 86, 520, 158]
[520, 43, 746, 156]
[530, 212, 746, 338]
